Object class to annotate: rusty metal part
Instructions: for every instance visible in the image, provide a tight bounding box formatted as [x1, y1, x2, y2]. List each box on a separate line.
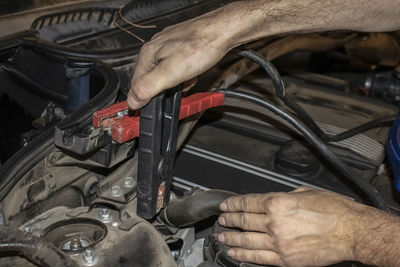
[345, 33, 400, 67]
[214, 33, 357, 89]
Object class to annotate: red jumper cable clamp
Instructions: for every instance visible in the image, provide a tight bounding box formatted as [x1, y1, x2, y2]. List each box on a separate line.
[93, 90, 225, 219]
[93, 92, 225, 143]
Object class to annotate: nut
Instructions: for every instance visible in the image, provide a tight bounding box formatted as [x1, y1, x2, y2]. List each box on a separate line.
[123, 177, 135, 188]
[82, 248, 98, 266]
[111, 186, 122, 197]
[99, 208, 110, 222]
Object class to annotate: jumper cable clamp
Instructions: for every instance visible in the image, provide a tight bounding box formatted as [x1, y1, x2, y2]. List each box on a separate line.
[93, 90, 225, 219]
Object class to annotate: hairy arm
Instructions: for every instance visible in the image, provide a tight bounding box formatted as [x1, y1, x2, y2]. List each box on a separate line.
[218, 187, 400, 266]
[128, 0, 400, 109]
[227, 0, 400, 44]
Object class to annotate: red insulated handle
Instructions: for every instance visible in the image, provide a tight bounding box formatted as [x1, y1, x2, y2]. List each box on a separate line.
[93, 92, 225, 143]
[179, 92, 225, 120]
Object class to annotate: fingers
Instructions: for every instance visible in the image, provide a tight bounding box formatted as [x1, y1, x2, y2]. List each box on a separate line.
[128, 58, 182, 109]
[218, 212, 267, 232]
[227, 248, 283, 266]
[128, 49, 197, 109]
[220, 194, 266, 213]
[218, 231, 275, 251]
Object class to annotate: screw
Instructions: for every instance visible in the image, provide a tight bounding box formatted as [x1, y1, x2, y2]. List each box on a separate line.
[111, 221, 119, 227]
[83, 249, 94, 263]
[70, 237, 83, 250]
[116, 111, 125, 118]
[111, 186, 122, 197]
[123, 177, 135, 188]
[99, 208, 110, 221]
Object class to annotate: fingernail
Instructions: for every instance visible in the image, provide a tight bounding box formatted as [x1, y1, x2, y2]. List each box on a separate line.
[220, 202, 227, 211]
[218, 216, 226, 226]
[227, 249, 235, 257]
[218, 233, 225, 243]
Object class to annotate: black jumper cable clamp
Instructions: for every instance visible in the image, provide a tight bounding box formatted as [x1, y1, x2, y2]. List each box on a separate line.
[92, 89, 225, 219]
[136, 89, 182, 219]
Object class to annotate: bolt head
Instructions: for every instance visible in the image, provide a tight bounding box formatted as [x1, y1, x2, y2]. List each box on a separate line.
[111, 186, 122, 197]
[70, 237, 83, 250]
[99, 208, 110, 221]
[123, 177, 135, 188]
[84, 249, 94, 258]
[116, 111, 124, 118]
[83, 248, 96, 265]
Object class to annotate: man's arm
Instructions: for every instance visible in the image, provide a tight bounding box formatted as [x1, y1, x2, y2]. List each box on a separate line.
[128, 0, 400, 109]
[218, 186, 400, 266]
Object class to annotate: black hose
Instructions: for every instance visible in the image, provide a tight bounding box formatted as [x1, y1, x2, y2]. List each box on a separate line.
[161, 190, 237, 228]
[0, 226, 78, 267]
[327, 116, 396, 142]
[216, 89, 387, 210]
[237, 50, 395, 142]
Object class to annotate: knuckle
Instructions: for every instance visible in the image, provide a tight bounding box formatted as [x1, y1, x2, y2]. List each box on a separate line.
[254, 253, 265, 264]
[265, 194, 293, 213]
[245, 196, 252, 210]
[240, 214, 250, 229]
[131, 84, 150, 102]
[264, 196, 281, 213]
[235, 249, 245, 261]
[230, 196, 240, 210]
[239, 196, 247, 210]
[275, 239, 288, 253]
[264, 237, 274, 250]
[141, 42, 155, 52]
[224, 232, 234, 244]
[268, 221, 279, 235]
[240, 233, 251, 247]
[151, 32, 163, 40]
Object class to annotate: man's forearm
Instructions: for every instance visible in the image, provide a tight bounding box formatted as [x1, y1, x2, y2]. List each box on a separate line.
[354, 207, 400, 266]
[215, 0, 400, 50]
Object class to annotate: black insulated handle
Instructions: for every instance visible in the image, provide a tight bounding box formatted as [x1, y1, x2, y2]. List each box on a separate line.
[137, 88, 182, 219]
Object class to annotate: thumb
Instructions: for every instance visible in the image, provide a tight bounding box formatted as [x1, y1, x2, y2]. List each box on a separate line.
[127, 58, 186, 110]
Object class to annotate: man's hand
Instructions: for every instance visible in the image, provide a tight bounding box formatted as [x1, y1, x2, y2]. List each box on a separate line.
[218, 186, 400, 266]
[127, 4, 243, 110]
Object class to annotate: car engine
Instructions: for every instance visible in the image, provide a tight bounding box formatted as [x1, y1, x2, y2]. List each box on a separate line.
[0, 1, 399, 267]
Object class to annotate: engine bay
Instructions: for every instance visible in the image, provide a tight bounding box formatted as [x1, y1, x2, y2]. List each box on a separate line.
[0, 1, 400, 266]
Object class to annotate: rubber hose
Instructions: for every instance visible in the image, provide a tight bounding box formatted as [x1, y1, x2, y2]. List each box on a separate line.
[161, 190, 236, 228]
[0, 226, 78, 267]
